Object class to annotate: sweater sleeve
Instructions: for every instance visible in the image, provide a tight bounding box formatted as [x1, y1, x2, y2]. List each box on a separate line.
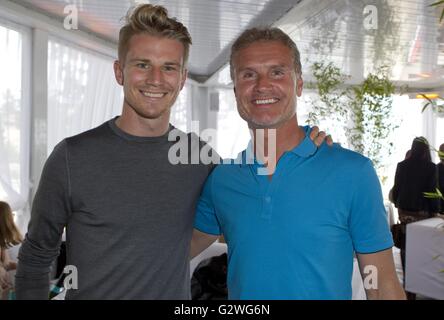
[15, 140, 71, 300]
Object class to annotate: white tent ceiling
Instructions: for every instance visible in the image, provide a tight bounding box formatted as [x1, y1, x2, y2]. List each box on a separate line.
[8, 0, 444, 89]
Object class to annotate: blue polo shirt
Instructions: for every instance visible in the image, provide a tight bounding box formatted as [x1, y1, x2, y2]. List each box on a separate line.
[194, 127, 393, 299]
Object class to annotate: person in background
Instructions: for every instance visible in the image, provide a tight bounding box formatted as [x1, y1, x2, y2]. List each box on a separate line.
[388, 149, 411, 203]
[392, 137, 439, 224]
[391, 137, 439, 298]
[0, 201, 23, 300]
[438, 143, 444, 213]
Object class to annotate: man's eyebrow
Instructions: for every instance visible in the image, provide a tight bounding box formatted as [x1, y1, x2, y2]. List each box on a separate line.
[238, 64, 289, 71]
[163, 61, 182, 67]
[270, 64, 290, 69]
[128, 59, 182, 67]
[129, 58, 151, 63]
[237, 67, 256, 72]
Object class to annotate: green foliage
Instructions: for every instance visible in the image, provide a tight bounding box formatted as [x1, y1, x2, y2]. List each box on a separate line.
[347, 67, 396, 170]
[429, 0, 444, 22]
[308, 62, 398, 173]
[368, 0, 401, 69]
[420, 94, 444, 114]
[306, 62, 349, 127]
[424, 188, 444, 200]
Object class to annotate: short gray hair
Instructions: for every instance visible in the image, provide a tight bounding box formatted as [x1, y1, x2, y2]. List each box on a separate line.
[230, 27, 302, 80]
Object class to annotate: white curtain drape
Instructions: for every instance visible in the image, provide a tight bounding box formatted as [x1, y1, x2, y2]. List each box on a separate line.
[47, 38, 124, 154]
[0, 23, 29, 218]
[422, 104, 437, 162]
[215, 88, 250, 159]
[170, 83, 192, 133]
[47, 37, 194, 151]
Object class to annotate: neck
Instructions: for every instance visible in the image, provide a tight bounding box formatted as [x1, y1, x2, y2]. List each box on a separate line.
[116, 106, 170, 137]
[250, 115, 305, 175]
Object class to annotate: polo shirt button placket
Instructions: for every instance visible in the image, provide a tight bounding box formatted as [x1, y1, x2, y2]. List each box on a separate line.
[262, 195, 273, 219]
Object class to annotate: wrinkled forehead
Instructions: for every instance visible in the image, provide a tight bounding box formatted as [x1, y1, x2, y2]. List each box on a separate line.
[125, 33, 186, 64]
[234, 41, 293, 65]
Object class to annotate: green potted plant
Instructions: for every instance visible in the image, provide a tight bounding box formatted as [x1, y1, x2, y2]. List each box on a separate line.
[347, 66, 396, 174]
[306, 62, 398, 181]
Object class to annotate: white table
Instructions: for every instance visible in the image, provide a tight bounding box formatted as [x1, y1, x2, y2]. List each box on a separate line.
[405, 217, 444, 299]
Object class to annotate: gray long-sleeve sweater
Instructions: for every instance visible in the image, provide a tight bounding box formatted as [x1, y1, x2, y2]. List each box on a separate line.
[16, 118, 214, 299]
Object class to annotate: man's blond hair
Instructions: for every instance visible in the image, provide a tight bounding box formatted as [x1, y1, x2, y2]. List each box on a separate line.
[230, 27, 301, 80]
[118, 4, 192, 66]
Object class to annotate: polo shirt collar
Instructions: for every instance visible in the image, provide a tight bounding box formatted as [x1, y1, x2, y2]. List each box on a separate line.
[239, 125, 317, 167]
[289, 125, 317, 158]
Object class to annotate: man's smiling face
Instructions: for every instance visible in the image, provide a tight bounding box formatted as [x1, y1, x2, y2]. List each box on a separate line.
[232, 40, 303, 129]
[114, 33, 187, 122]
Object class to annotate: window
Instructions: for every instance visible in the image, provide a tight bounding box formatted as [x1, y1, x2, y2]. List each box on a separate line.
[47, 38, 193, 148]
[0, 21, 30, 213]
[170, 83, 192, 132]
[47, 38, 123, 154]
[214, 88, 250, 159]
[382, 95, 425, 196]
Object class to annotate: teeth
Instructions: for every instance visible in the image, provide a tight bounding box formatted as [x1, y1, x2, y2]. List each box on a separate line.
[254, 98, 278, 105]
[141, 91, 165, 98]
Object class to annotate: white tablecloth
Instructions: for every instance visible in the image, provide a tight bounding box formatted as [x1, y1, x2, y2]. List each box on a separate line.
[405, 217, 444, 299]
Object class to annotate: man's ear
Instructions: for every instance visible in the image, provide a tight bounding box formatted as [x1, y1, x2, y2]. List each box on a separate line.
[296, 76, 303, 97]
[114, 60, 124, 86]
[180, 68, 188, 90]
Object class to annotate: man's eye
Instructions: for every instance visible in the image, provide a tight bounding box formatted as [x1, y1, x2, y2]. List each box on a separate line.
[163, 66, 177, 71]
[243, 72, 255, 79]
[271, 69, 284, 77]
[136, 63, 148, 69]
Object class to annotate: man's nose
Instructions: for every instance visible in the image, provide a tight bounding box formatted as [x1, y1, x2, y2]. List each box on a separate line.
[145, 67, 163, 85]
[254, 74, 272, 92]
